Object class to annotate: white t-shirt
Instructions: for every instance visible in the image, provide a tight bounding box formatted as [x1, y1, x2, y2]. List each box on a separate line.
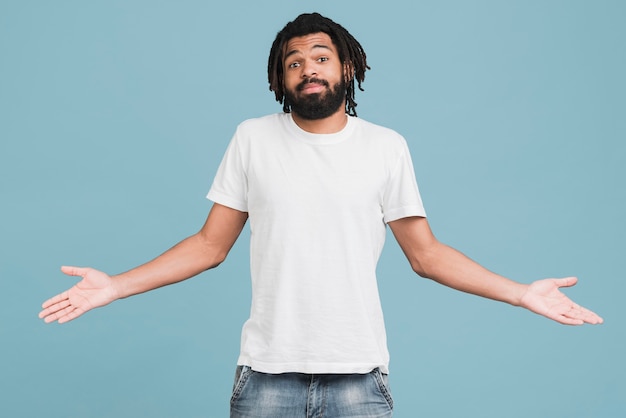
[207, 113, 426, 374]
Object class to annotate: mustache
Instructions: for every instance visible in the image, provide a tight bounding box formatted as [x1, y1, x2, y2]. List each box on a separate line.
[296, 78, 330, 91]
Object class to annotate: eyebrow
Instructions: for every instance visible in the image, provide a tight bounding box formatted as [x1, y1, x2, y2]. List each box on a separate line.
[285, 44, 333, 59]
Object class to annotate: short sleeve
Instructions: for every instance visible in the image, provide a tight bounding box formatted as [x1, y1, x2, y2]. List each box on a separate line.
[382, 139, 426, 223]
[206, 129, 248, 212]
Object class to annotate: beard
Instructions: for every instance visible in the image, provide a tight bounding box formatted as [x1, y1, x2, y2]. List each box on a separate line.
[284, 77, 346, 120]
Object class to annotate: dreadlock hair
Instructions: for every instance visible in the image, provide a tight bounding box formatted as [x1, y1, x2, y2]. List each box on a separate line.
[268, 13, 370, 117]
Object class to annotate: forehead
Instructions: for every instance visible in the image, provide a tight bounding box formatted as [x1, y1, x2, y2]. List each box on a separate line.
[284, 32, 338, 58]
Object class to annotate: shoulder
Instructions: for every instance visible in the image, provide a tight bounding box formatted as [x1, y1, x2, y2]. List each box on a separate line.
[236, 113, 288, 133]
[350, 117, 409, 149]
[227, 114, 290, 156]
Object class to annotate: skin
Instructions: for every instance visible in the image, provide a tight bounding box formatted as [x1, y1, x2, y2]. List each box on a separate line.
[40, 203, 248, 323]
[39, 33, 603, 326]
[282, 32, 349, 134]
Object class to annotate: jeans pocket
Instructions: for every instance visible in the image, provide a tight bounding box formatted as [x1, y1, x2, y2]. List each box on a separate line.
[230, 365, 253, 406]
[372, 368, 394, 410]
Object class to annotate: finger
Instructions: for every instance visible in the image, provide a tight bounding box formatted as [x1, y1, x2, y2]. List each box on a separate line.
[43, 304, 77, 324]
[61, 265, 89, 277]
[553, 276, 578, 289]
[38, 299, 71, 319]
[555, 315, 584, 326]
[41, 291, 69, 310]
[586, 315, 604, 325]
[586, 308, 604, 324]
[58, 307, 85, 324]
[566, 305, 604, 325]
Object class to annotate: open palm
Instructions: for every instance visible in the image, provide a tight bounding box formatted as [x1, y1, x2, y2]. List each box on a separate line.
[39, 266, 119, 324]
[519, 277, 603, 325]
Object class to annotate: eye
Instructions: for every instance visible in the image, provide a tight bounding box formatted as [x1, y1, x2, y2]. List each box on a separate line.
[288, 61, 300, 68]
[318, 57, 329, 62]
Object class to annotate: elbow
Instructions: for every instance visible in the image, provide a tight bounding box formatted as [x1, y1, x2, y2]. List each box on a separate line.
[412, 267, 430, 279]
[409, 257, 430, 279]
[206, 250, 228, 270]
[406, 240, 444, 280]
[407, 246, 440, 279]
[195, 233, 230, 271]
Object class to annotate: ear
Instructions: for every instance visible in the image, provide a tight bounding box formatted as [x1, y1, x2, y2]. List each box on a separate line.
[343, 61, 354, 82]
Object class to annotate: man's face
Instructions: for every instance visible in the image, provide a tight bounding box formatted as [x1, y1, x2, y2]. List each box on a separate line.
[283, 32, 346, 120]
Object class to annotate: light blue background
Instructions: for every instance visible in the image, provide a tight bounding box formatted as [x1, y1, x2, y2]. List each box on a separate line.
[1, 1, 624, 417]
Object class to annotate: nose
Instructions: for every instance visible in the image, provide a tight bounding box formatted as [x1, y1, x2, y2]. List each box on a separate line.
[300, 60, 317, 78]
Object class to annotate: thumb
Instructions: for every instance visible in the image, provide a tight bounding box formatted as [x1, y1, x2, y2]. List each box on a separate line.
[553, 276, 578, 289]
[60, 265, 90, 277]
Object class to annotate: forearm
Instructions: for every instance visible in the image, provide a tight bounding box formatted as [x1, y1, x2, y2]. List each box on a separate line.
[415, 242, 527, 306]
[112, 232, 223, 299]
[389, 217, 602, 325]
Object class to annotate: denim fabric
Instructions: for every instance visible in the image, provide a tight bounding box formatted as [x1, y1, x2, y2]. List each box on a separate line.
[230, 366, 393, 418]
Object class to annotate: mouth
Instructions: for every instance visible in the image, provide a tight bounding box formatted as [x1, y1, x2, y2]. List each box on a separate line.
[300, 83, 325, 94]
[297, 78, 329, 94]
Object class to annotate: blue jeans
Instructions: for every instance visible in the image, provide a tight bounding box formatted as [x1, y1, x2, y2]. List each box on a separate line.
[230, 366, 394, 418]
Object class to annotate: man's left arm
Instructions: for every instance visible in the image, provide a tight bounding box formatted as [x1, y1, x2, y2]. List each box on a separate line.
[388, 216, 603, 325]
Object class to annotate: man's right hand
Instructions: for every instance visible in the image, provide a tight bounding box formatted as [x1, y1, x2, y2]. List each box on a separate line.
[39, 204, 248, 324]
[39, 266, 120, 324]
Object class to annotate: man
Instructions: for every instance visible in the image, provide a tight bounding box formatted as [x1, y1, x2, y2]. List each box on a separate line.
[39, 13, 603, 418]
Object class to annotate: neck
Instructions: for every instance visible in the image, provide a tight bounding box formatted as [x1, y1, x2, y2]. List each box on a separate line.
[291, 106, 348, 134]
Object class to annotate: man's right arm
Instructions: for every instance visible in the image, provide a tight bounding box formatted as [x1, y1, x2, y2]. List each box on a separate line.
[39, 203, 248, 324]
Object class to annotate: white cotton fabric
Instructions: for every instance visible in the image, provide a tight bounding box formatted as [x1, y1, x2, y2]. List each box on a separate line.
[207, 113, 426, 374]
